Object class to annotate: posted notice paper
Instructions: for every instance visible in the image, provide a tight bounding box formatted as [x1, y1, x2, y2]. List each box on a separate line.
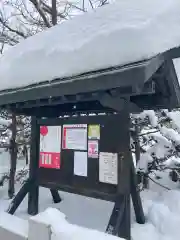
[63, 124, 87, 150]
[74, 151, 88, 177]
[99, 152, 118, 185]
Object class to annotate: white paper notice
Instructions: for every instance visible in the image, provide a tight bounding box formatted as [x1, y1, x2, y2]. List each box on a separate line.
[63, 124, 87, 150]
[99, 152, 118, 185]
[74, 151, 88, 177]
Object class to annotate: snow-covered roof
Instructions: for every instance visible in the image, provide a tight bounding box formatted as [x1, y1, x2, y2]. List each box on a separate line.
[0, 0, 180, 91]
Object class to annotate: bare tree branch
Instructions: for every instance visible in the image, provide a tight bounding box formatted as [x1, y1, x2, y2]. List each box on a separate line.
[29, 0, 52, 28]
[0, 16, 27, 38]
[88, 0, 94, 9]
[0, 42, 5, 54]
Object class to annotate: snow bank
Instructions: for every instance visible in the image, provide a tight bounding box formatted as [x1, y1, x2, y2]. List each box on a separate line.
[1, 183, 180, 240]
[147, 190, 180, 239]
[137, 131, 172, 172]
[31, 208, 125, 240]
[137, 153, 153, 172]
[132, 223, 161, 240]
[160, 126, 180, 145]
[1, 0, 180, 90]
[138, 111, 158, 127]
[132, 189, 180, 240]
[0, 118, 11, 126]
[168, 110, 180, 132]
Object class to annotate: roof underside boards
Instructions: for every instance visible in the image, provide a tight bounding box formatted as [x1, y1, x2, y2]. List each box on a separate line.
[131, 60, 180, 110]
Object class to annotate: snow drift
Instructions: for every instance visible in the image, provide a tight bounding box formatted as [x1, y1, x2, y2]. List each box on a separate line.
[31, 208, 125, 240]
[0, 0, 180, 90]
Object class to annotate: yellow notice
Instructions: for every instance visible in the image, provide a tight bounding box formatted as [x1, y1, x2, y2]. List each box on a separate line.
[88, 125, 100, 140]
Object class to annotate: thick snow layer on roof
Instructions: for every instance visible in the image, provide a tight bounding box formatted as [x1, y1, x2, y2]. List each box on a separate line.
[1, 0, 180, 91]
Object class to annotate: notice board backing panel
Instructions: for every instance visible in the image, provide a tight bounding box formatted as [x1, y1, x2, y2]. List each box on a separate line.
[37, 113, 131, 201]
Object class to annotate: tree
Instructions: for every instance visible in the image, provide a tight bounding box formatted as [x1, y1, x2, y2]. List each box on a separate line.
[0, 0, 109, 48]
[130, 109, 180, 190]
[0, 111, 30, 196]
[8, 113, 17, 198]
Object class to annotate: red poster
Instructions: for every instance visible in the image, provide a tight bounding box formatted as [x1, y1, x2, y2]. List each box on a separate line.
[39, 126, 61, 169]
[39, 152, 60, 168]
[88, 140, 98, 158]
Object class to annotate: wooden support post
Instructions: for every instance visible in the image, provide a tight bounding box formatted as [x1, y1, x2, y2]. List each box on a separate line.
[134, 120, 140, 164]
[28, 117, 39, 215]
[7, 179, 32, 215]
[8, 112, 17, 199]
[50, 189, 62, 203]
[130, 163, 145, 224]
[106, 110, 131, 240]
[106, 194, 131, 240]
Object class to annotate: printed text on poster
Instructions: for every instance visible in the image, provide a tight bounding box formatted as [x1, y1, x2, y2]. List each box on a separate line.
[99, 152, 118, 185]
[63, 124, 87, 150]
[88, 125, 100, 139]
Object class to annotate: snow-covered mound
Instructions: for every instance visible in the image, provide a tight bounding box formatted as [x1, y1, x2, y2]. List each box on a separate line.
[31, 208, 125, 240]
[132, 190, 180, 240]
[0, 0, 180, 90]
[168, 110, 180, 132]
[1, 175, 180, 240]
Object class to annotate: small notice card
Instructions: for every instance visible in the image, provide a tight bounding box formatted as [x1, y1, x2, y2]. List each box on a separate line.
[74, 151, 88, 177]
[99, 152, 118, 185]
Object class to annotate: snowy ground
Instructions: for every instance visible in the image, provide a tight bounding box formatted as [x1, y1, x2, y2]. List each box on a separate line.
[1, 153, 180, 240]
[0, 152, 26, 176]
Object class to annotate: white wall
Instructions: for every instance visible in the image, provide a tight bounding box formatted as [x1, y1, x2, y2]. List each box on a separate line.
[0, 212, 28, 240]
